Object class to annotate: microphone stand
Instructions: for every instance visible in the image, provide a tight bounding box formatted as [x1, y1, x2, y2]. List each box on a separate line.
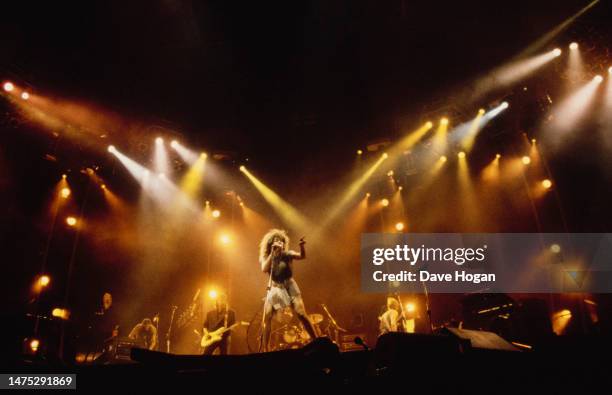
[421, 279, 434, 333]
[166, 305, 178, 353]
[258, 250, 277, 352]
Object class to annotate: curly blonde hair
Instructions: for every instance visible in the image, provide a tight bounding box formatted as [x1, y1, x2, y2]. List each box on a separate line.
[259, 229, 290, 263]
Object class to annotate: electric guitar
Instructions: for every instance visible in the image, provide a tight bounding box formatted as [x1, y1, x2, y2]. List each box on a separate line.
[200, 321, 248, 348]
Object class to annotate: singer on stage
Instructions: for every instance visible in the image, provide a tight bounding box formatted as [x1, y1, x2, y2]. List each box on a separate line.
[259, 229, 317, 351]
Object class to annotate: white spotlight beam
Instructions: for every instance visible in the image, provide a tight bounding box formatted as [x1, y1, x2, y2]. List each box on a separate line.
[154, 138, 170, 175]
[170, 141, 199, 164]
[545, 76, 603, 144]
[471, 49, 561, 100]
[448, 103, 509, 149]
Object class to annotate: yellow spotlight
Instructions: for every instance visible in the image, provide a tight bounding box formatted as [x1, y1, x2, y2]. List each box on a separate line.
[478, 108, 485, 115]
[382, 152, 388, 159]
[496, 153, 501, 159]
[21, 91, 30, 100]
[458, 151, 466, 159]
[60, 187, 71, 199]
[521, 156, 531, 165]
[3, 81, 14, 92]
[405, 302, 416, 313]
[609, 66, 612, 74]
[170, 140, 178, 149]
[62, 174, 67, 179]
[531, 138, 536, 144]
[52, 308, 70, 320]
[426, 121, 433, 128]
[155, 137, 163, 144]
[205, 200, 210, 205]
[381, 198, 389, 207]
[553, 48, 562, 57]
[569, 42, 578, 50]
[220, 234, 231, 244]
[212, 209, 221, 218]
[66, 216, 77, 226]
[200, 152, 207, 159]
[387, 170, 394, 177]
[594, 75, 603, 83]
[365, 192, 371, 198]
[38, 275, 50, 287]
[29, 339, 40, 352]
[550, 243, 561, 253]
[101, 184, 106, 190]
[440, 117, 449, 126]
[440, 155, 447, 163]
[239, 201, 244, 207]
[542, 179, 553, 189]
[357, 149, 363, 155]
[239, 165, 246, 172]
[395, 222, 405, 231]
[108, 145, 116, 153]
[208, 289, 218, 299]
[398, 186, 403, 191]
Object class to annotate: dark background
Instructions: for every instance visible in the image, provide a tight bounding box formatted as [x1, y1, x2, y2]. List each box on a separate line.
[1, 0, 612, 356]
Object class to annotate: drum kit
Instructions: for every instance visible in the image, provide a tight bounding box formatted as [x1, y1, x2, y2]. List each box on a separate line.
[270, 309, 325, 350]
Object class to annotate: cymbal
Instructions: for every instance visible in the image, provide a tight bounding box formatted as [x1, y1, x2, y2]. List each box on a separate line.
[309, 313, 324, 324]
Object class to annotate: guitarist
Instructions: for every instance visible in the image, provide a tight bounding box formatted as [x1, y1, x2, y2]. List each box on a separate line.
[201, 293, 235, 355]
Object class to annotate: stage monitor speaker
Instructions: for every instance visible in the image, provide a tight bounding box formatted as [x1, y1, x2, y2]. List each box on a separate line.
[370, 333, 463, 377]
[438, 327, 519, 352]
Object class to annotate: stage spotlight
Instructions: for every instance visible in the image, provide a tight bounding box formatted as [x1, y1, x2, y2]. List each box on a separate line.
[440, 117, 449, 126]
[382, 153, 388, 159]
[101, 184, 106, 190]
[220, 233, 231, 244]
[387, 170, 394, 177]
[3, 81, 14, 92]
[381, 198, 389, 207]
[553, 48, 562, 57]
[208, 289, 218, 299]
[395, 222, 405, 231]
[200, 152, 207, 159]
[501, 101, 509, 109]
[458, 151, 466, 159]
[569, 42, 578, 50]
[398, 186, 403, 191]
[550, 244, 561, 253]
[212, 209, 221, 218]
[52, 308, 70, 320]
[239, 165, 246, 172]
[405, 302, 416, 313]
[496, 153, 501, 159]
[522, 156, 531, 165]
[531, 138, 537, 144]
[357, 149, 363, 155]
[108, 145, 116, 153]
[66, 216, 77, 226]
[38, 275, 51, 288]
[609, 66, 612, 74]
[365, 193, 371, 198]
[478, 108, 485, 115]
[21, 91, 30, 100]
[60, 187, 71, 199]
[155, 137, 163, 144]
[170, 140, 178, 148]
[542, 179, 553, 189]
[29, 339, 40, 352]
[440, 155, 447, 163]
[594, 75, 603, 83]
